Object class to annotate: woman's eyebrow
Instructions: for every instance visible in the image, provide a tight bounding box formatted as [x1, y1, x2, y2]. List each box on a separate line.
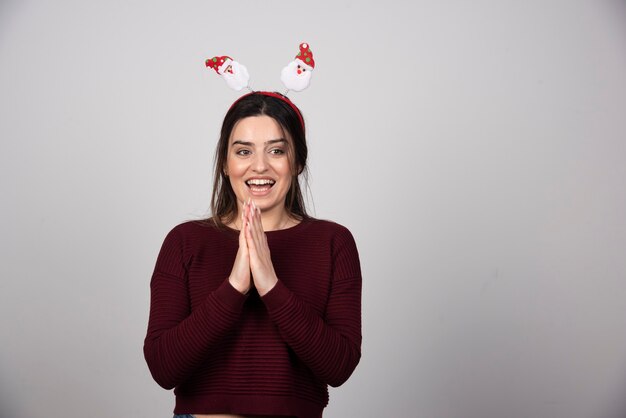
[231, 140, 253, 146]
[266, 139, 287, 145]
[231, 138, 287, 146]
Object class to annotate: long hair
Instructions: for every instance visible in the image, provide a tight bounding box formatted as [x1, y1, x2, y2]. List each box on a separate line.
[207, 92, 311, 230]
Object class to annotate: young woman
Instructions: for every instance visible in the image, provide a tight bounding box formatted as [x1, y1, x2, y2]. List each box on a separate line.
[144, 92, 362, 418]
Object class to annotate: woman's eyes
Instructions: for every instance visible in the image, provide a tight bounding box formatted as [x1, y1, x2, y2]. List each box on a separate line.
[235, 148, 285, 156]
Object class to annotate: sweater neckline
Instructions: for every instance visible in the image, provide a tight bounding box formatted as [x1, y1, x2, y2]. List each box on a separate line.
[221, 217, 313, 237]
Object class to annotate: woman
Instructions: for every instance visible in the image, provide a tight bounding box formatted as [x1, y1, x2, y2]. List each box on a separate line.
[144, 91, 362, 418]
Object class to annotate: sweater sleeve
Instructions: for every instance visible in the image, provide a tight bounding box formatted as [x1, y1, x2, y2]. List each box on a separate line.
[261, 225, 362, 387]
[143, 226, 248, 390]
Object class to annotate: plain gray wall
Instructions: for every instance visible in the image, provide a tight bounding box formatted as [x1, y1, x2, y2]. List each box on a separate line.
[1, 1, 626, 417]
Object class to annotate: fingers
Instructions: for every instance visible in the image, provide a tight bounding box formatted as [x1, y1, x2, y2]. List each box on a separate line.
[239, 200, 247, 245]
[245, 213, 255, 248]
[245, 200, 267, 263]
[250, 201, 263, 241]
[243, 200, 277, 295]
[229, 200, 251, 294]
[246, 200, 265, 249]
[230, 252, 250, 292]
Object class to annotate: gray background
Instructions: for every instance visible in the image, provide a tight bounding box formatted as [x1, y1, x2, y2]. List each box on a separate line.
[1, 1, 626, 417]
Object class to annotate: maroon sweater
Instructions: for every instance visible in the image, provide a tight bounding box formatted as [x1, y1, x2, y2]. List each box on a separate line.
[143, 218, 362, 417]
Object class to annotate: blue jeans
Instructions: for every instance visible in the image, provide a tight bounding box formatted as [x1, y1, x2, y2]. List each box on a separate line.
[173, 415, 194, 418]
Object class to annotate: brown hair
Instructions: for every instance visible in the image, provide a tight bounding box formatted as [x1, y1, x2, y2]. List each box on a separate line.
[204, 92, 311, 230]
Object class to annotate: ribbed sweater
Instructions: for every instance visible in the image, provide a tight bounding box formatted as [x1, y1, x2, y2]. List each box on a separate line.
[143, 217, 362, 417]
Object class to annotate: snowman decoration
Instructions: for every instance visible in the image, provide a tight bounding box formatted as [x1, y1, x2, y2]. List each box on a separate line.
[205, 55, 250, 91]
[280, 43, 315, 93]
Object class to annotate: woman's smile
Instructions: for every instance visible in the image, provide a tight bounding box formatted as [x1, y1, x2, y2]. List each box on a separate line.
[245, 176, 276, 195]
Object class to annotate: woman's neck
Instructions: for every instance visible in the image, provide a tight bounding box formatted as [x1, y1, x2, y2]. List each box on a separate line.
[260, 206, 297, 231]
[233, 203, 297, 231]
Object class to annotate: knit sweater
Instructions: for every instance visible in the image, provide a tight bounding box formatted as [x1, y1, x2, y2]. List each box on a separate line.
[143, 217, 362, 417]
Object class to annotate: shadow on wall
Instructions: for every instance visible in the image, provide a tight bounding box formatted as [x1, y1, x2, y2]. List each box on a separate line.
[597, 373, 626, 418]
[0, 0, 22, 41]
[0, 403, 17, 418]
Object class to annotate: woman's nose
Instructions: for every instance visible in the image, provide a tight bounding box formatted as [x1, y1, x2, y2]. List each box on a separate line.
[252, 153, 268, 172]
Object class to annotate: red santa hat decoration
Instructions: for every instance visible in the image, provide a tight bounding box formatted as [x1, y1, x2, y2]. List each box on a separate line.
[205, 55, 250, 91]
[205, 55, 232, 74]
[295, 43, 315, 71]
[281, 42, 315, 92]
[206, 42, 315, 94]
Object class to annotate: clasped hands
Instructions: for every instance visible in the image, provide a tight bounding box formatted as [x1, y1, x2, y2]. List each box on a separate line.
[228, 199, 278, 296]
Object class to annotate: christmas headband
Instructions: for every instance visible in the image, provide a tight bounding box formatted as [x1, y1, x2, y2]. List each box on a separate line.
[205, 42, 315, 128]
[227, 91, 305, 130]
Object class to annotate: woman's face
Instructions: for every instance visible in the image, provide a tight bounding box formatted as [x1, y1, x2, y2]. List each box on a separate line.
[226, 115, 293, 215]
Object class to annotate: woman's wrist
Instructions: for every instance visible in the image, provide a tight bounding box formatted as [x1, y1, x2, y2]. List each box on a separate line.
[257, 276, 278, 296]
[229, 276, 250, 295]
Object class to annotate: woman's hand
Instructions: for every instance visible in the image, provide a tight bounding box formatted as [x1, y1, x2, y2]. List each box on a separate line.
[245, 200, 278, 296]
[228, 201, 252, 294]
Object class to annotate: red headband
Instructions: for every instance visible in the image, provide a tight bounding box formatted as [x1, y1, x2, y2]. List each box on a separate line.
[228, 91, 305, 131]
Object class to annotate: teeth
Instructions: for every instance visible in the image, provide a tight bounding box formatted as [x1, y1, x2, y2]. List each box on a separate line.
[246, 179, 275, 186]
